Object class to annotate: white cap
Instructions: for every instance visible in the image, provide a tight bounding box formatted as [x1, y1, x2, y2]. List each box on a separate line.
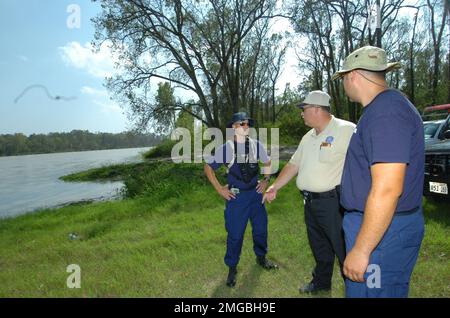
[297, 90, 331, 108]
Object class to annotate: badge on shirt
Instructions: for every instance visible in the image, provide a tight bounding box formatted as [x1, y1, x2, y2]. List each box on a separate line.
[321, 136, 334, 148]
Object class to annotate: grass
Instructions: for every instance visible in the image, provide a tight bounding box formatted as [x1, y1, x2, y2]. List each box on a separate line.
[0, 161, 448, 297]
[143, 139, 179, 159]
[59, 162, 141, 182]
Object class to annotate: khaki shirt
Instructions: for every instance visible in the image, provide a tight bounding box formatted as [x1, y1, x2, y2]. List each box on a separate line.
[289, 116, 356, 192]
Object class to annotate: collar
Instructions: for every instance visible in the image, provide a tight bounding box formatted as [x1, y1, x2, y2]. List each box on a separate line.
[311, 115, 336, 138]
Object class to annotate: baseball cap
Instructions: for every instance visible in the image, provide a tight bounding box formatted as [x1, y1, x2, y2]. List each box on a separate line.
[297, 90, 331, 108]
[331, 46, 401, 81]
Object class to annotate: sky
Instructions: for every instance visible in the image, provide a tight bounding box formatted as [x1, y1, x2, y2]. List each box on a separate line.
[0, 0, 301, 136]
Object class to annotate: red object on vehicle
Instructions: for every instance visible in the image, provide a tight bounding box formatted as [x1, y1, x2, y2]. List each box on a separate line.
[422, 104, 450, 120]
[423, 104, 450, 113]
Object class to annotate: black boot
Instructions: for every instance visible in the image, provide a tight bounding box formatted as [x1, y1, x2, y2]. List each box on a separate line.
[299, 281, 331, 294]
[256, 256, 278, 270]
[226, 266, 237, 287]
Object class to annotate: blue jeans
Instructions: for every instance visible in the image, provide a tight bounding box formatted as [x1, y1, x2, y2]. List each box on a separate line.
[343, 209, 424, 298]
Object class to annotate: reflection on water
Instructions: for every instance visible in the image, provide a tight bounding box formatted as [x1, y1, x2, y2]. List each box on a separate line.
[0, 147, 152, 218]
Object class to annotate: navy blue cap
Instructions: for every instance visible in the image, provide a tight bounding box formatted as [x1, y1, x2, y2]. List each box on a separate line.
[227, 112, 255, 128]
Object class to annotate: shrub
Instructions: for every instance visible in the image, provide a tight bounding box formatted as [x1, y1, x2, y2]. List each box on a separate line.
[144, 139, 178, 159]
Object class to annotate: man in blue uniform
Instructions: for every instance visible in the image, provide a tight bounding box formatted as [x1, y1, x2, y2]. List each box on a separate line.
[204, 112, 278, 288]
[332, 46, 425, 297]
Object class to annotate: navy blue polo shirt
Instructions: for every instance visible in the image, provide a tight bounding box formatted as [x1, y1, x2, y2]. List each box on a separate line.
[207, 139, 270, 189]
[340, 89, 425, 213]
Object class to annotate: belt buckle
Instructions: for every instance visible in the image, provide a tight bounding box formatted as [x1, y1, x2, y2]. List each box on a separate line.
[230, 188, 240, 195]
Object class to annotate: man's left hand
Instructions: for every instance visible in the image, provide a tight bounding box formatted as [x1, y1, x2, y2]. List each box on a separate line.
[256, 179, 269, 194]
[343, 248, 370, 283]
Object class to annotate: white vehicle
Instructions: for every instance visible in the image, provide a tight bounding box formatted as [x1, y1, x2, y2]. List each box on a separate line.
[423, 118, 448, 147]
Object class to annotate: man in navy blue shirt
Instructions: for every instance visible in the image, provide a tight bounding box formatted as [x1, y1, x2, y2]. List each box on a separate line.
[332, 46, 425, 298]
[204, 112, 278, 288]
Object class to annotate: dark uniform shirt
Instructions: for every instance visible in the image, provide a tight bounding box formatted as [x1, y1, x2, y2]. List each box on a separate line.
[207, 139, 269, 189]
[340, 89, 425, 213]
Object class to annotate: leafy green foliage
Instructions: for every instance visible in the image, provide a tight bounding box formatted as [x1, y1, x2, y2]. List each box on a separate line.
[0, 130, 163, 157]
[276, 104, 309, 146]
[143, 139, 179, 159]
[123, 161, 209, 199]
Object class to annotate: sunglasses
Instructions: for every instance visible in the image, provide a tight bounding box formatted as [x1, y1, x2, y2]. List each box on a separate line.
[237, 121, 249, 127]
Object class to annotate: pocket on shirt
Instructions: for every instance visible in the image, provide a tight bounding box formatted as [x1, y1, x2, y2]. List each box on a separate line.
[319, 145, 336, 163]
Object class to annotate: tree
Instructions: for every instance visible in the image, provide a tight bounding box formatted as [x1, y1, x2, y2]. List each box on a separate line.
[93, 0, 283, 130]
[427, 0, 449, 105]
[287, 0, 441, 122]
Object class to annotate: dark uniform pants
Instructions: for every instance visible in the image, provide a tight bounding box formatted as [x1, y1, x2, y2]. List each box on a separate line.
[343, 209, 424, 298]
[224, 189, 268, 267]
[304, 194, 346, 288]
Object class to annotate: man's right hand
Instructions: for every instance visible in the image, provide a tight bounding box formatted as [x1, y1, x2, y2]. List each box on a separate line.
[262, 185, 278, 204]
[218, 185, 236, 201]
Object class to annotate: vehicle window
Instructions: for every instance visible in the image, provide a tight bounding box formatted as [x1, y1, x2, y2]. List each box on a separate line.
[424, 122, 440, 138]
[440, 121, 450, 139]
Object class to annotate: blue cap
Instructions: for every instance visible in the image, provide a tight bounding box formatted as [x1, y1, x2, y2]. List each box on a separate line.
[227, 112, 255, 128]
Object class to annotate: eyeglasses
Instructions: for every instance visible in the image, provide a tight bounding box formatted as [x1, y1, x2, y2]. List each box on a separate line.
[301, 106, 316, 112]
[238, 121, 249, 127]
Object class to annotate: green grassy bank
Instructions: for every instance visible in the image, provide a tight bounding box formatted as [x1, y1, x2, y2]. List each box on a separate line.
[0, 161, 449, 297]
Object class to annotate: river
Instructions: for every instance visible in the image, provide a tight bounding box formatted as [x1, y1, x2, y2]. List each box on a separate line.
[0, 147, 152, 219]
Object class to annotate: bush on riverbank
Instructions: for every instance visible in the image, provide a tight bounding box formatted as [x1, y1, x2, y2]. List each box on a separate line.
[60, 163, 138, 182]
[61, 161, 221, 200]
[123, 161, 211, 199]
[144, 139, 178, 159]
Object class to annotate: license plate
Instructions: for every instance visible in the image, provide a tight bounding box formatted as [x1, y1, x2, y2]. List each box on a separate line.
[429, 182, 448, 194]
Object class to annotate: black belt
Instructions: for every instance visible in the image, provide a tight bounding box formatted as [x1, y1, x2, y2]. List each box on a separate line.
[228, 184, 257, 192]
[301, 187, 339, 200]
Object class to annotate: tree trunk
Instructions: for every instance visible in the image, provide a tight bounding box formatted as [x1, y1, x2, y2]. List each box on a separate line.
[447, 2, 450, 103]
[432, 47, 439, 105]
[376, 0, 382, 48]
[409, 10, 419, 105]
[272, 85, 276, 124]
[427, 0, 448, 105]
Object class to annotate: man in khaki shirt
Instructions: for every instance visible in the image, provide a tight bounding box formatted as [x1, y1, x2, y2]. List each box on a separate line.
[263, 90, 355, 293]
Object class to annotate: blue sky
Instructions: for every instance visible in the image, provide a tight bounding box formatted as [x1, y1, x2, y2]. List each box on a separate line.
[0, 0, 129, 135]
[0, 0, 300, 136]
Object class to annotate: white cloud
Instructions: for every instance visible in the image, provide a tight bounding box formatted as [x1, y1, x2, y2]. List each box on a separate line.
[93, 100, 122, 114]
[18, 55, 29, 62]
[81, 86, 121, 114]
[80, 86, 109, 97]
[59, 41, 121, 78]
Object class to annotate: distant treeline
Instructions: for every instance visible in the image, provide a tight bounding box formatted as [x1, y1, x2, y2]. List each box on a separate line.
[0, 130, 164, 157]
